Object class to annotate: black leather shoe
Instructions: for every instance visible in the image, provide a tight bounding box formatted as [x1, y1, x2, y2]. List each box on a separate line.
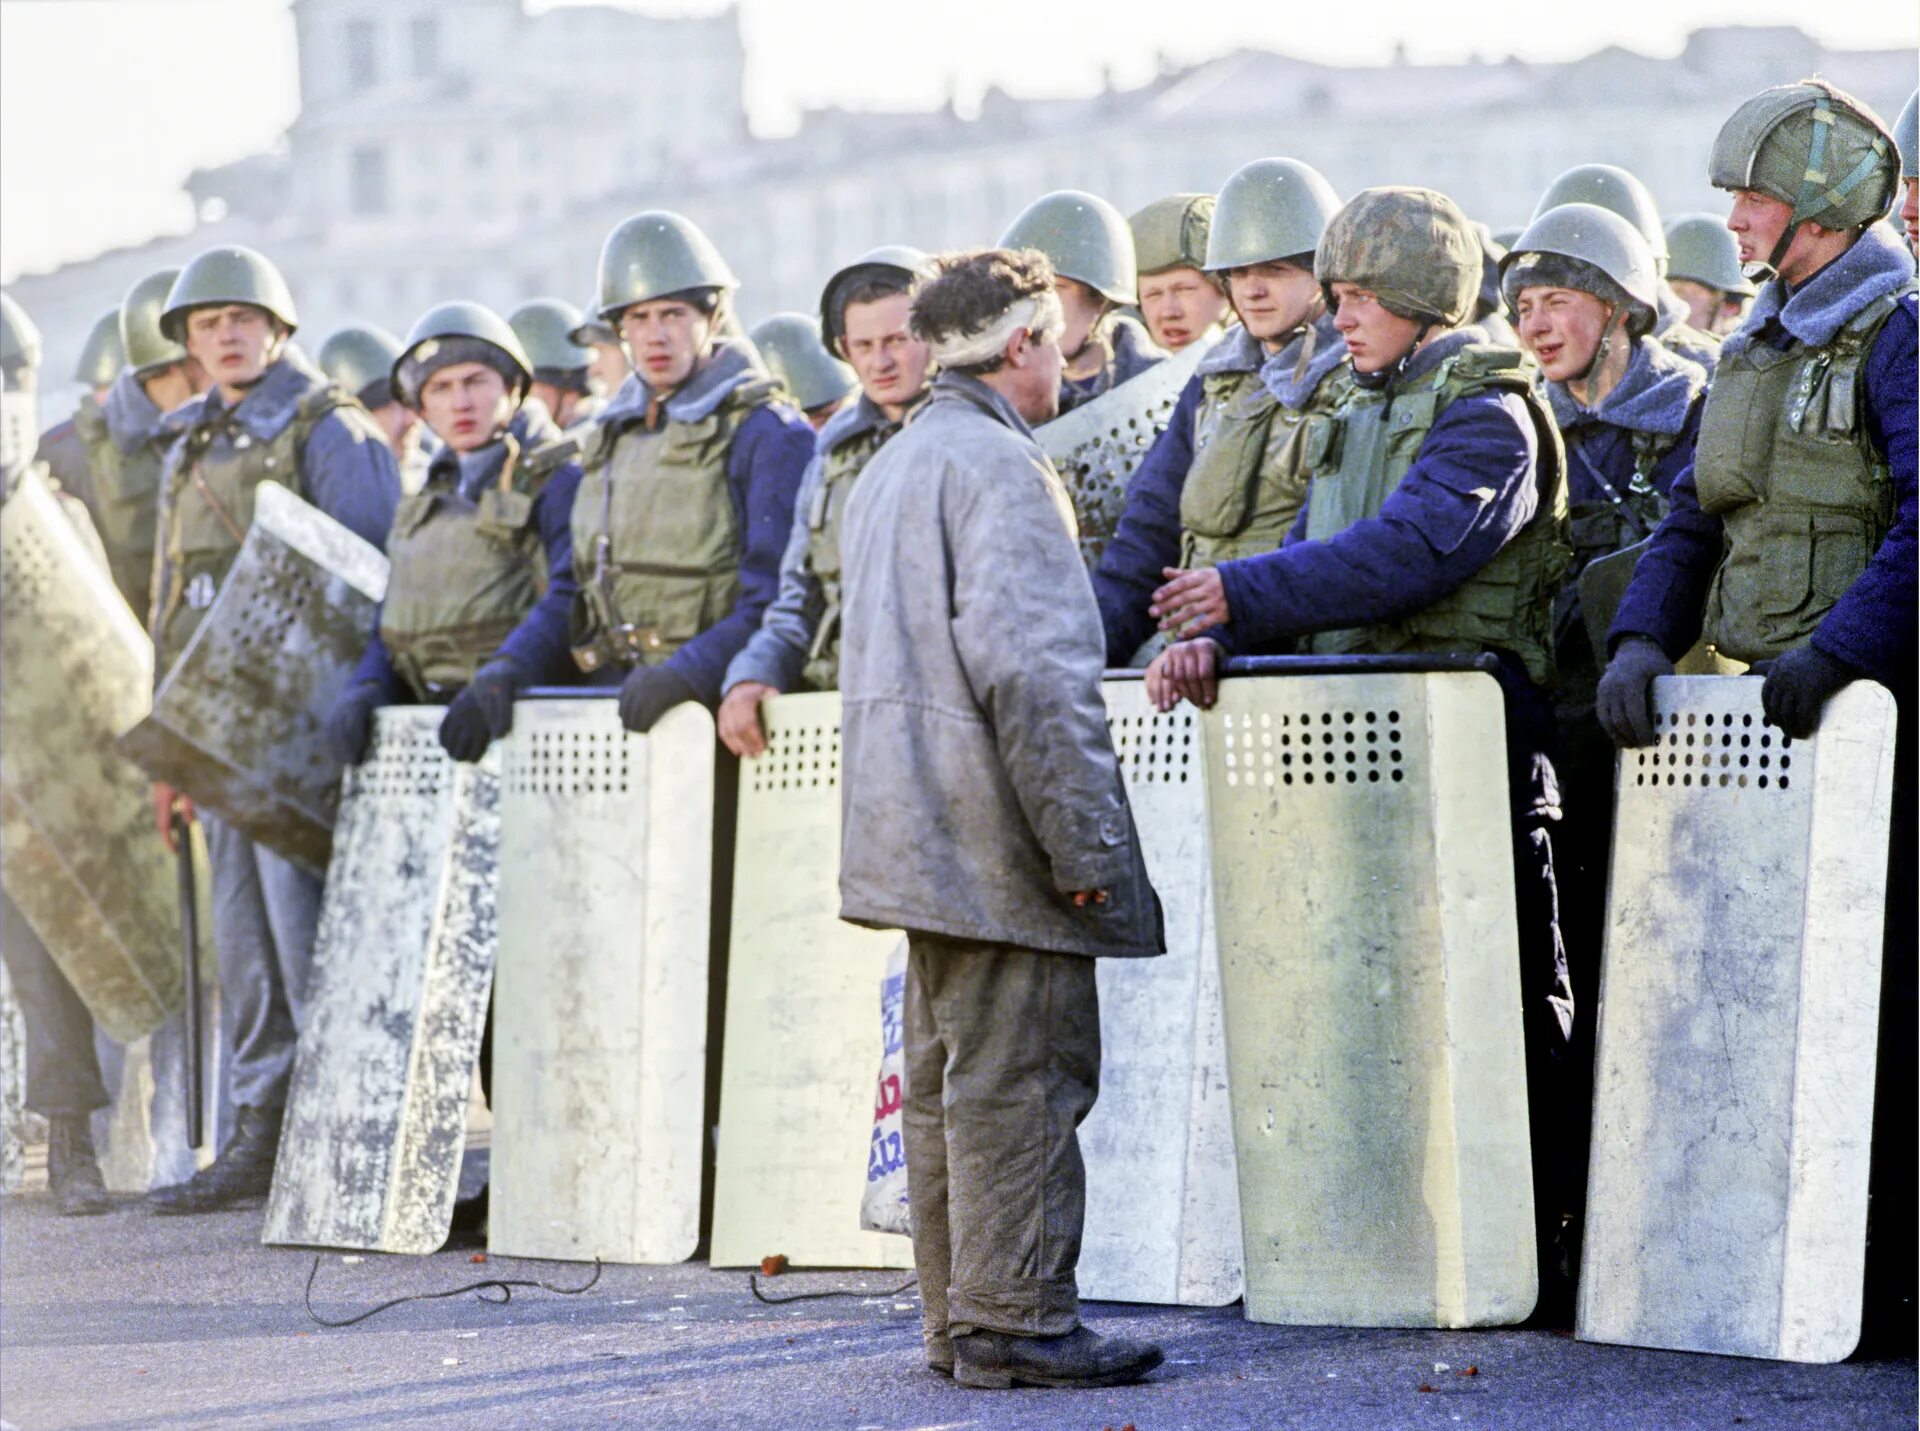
[148, 1105, 283, 1216]
[47, 1116, 111, 1216]
[925, 1332, 953, 1376]
[449, 1184, 489, 1236]
[952, 1325, 1164, 1390]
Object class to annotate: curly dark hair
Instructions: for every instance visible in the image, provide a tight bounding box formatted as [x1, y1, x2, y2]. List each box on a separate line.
[909, 248, 1056, 372]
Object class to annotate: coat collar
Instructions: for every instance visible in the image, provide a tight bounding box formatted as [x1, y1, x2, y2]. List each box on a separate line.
[172, 349, 324, 445]
[423, 401, 562, 499]
[1727, 223, 1916, 355]
[1547, 335, 1708, 438]
[926, 369, 1035, 440]
[103, 368, 169, 453]
[595, 338, 769, 429]
[818, 388, 923, 457]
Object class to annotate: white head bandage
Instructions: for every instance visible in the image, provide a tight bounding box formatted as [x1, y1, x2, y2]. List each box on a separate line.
[926, 290, 1065, 369]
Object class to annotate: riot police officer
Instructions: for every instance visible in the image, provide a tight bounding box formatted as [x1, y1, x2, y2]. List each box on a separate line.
[1896, 90, 1918, 255]
[567, 303, 631, 402]
[1128, 194, 1231, 352]
[717, 247, 934, 758]
[566, 211, 813, 732]
[1594, 81, 1914, 1339]
[32, 307, 122, 521]
[1665, 214, 1758, 337]
[144, 245, 400, 1214]
[749, 312, 856, 431]
[1000, 189, 1164, 412]
[317, 324, 420, 475]
[509, 298, 600, 433]
[1096, 158, 1350, 667]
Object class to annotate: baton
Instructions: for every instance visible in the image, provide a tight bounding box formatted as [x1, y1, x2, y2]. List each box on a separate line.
[172, 812, 204, 1151]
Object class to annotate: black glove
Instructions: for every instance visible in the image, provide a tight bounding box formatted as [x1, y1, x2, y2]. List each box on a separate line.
[437, 658, 525, 763]
[324, 680, 386, 766]
[617, 665, 698, 734]
[1594, 636, 1674, 747]
[1761, 644, 1854, 739]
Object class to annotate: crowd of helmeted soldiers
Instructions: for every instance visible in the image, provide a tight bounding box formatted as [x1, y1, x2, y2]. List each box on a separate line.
[0, 71, 1914, 1391]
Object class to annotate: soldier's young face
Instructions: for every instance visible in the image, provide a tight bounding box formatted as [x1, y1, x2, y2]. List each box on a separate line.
[1666, 278, 1723, 334]
[1226, 261, 1320, 347]
[183, 304, 279, 390]
[1513, 285, 1612, 383]
[1053, 277, 1106, 359]
[370, 401, 420, 459]
[1724, 190, 1793, 270]
[1902, 178, 1918, 256]
[617, 299, 712, 394]
[140, 360, 200, 415]
[1328, 283, 1424, 373]
[1138, 267, 1229, 351]
[418, 361, 515, 453]
[838, 292, 930, 415]
[586, 339, 629, 394]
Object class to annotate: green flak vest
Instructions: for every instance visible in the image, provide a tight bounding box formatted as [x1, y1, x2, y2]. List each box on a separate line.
[799, 415, 904, 692]
[378, 435, 571, 699]
[1179, 355, 1351, 568]
[154, 379, 362, 669]
[1303, 344, 1572, 687]
[1692, 284, 1910, 665]
[75, 401, 164, 619]
[569, 379, 778, 672]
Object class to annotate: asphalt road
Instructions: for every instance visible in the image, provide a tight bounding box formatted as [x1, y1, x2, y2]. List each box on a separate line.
[2, 1185, 1913, 1431]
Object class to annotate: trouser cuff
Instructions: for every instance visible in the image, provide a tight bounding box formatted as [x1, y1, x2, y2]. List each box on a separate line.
[947, 1276, 1080, 1338]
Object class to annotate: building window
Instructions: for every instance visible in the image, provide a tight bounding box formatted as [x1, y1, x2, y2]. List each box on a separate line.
[350, 145, 389, 216]
[409, 16, 439, 77]
[345, 18, 378, 92]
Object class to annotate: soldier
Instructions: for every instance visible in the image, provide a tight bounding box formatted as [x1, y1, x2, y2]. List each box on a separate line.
[1664, 214, 1758, 336]
[1127, 194, 1231, 352]
[1149, 187, 1581, 1314]
[567, 211, 813, 732]
[508, 298, 599, 432]
[1000, 190, 1164, 412]
[316, 324, 419, 471]
[1, 293, 114, 1216]
[838, 247, 1164, 1389]
[717, 247, 933, 758]
[143, 246, 400, 1214]
[1897, 90, 1918, 255]
[1472, 222, 1520, 345]
[1532, 163, 1722, 372]
[567, 303, 631, 399]
[1594, 81, 1913, 1339]
[1095, 157, 1349, 667]
[32, 307, 122, 520]
[324, 302, 584, 766]
[749, 312, 856, 430]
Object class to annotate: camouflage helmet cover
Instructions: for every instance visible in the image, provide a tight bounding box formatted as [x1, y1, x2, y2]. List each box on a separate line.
[1315, 186, 1481, 329]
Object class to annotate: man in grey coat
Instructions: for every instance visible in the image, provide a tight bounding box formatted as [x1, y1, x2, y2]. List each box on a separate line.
[838, 248, 1165, 1390]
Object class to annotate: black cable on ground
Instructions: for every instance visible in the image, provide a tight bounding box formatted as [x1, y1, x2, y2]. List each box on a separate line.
[304, 1253, 603, 1328]
[748, 1272, 917, 1305]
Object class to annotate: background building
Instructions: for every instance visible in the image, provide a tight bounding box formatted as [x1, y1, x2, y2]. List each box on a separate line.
[8, 4, 1910, 400]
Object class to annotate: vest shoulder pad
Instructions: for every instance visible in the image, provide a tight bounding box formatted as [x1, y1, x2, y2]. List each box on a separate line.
[522, 435, 581, 483]
[1439, 343, 1534, 395]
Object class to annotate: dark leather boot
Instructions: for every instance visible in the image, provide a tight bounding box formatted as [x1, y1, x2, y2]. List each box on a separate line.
[147, 1105, 283, 1215]
[952, 1325, 1164, 1389]
[47, 1116, 111, 1216]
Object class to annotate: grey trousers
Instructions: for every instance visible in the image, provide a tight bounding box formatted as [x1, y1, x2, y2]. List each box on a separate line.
[203, 813, 322, 1112]
[0, 894, 109, 1118]
[901, 934, 1101, 1345]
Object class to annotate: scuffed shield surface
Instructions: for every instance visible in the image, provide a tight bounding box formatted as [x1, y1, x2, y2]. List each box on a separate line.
[710, 692, 912, 1270]
[1203, 670, 1537, 1327]
[488, 697, 714, 1264]
[1578, 676, 1894, 1363]
[264, 708, 499, 1254]
[0, 471, 180, 1041]
[116, 482, 388, 876]
[1079, 678, 1242, 1305]
[1037, 336, 1211, 570]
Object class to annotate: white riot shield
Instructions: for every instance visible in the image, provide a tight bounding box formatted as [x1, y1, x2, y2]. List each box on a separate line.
[488, 696, 715, 1264]
[1203, 664, 1536, 1327]
[1078, 677, 1242, 1305]
[710, 692, 913, 1271]
[0, 470, 180, 1040]
[1578, 676, 1895, 1363]
[116, 482, 389, 876]
[1037, 337, 1211, 571]
[263, 708, 498, 1253]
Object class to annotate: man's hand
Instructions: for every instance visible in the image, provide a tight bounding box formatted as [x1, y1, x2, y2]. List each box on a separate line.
[717, 681, 778, 759]
[1150, 566, 1229, 638]
[152, 783, 195, 851]
[1761, 644, 1855, 739]
[1070, 889, 1110, 909]
[1594, 637, 1675, 747]
[1147, 638, 1223, 712]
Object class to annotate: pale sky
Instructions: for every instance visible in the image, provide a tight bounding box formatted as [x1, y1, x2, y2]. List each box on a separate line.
[1, 0, 1913, 280]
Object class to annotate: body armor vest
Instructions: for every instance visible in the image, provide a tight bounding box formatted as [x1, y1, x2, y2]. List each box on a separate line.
[1179, 350, 1350, 568]
[154, 379, 359, 669]
[800, 413, 903, 691]
[569, 379, 776, 672]
[1691, 285, 1909, 664]
[1564, 426, 1680, 575]
[75, 401, 164, 617]
[1304, 344, 1571, 687]
[378, 435, 570, 699]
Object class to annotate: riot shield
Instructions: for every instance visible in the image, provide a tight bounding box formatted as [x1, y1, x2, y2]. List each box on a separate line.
[263, 708, 498, 1254]
[116, 482, 389, 876]
[1202, 658, 1536, 1327]
[710, 691, 913, 1271]
[1037, 335, 1211, 570]
[487, 695, 715, 1264]
[1578, 676, 1895, 1363]
[0, 470, 180, 1041]
[1576, 538, 1648, 663]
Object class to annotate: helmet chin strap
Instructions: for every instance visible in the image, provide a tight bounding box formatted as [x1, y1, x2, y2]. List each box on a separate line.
[1573, 303, 1627, 397]
[1353, 320, 1432, 393]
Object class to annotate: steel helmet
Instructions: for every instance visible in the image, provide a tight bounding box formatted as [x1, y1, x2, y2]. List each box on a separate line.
[73, 308, 126, 388]
[392, 301, 532, 409]
[121, 268, 188, 374]
[1897, 90, 1919, 181]
[1, 292, 41, 374]
[1532, 164, 1669, 268]
[998, 190, 1138, 305]
[317, 325, 404, 406]
[1206, 159, 1342, 272]
[1664, 213, 1756, 297]
[596, 211, 739, 321]
[750, 313, 855, 412]
[819, 246, 930, 350]
[159, 245, 299, 342]
[1500, 203, 1660, 334]
[509, 298, 594, 375]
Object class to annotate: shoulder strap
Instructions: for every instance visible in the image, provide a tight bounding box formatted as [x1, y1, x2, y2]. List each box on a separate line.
[521, 434, 581, 485]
